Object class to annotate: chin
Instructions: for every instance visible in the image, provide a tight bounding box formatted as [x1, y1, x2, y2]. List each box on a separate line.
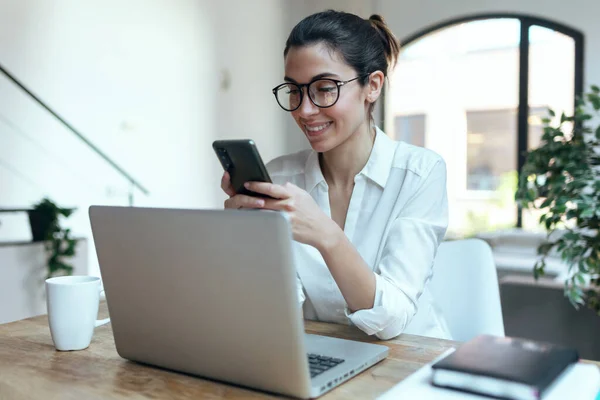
[298, 121, 339, 153]
[308, 142, 329, 153]
[305, 134, 334, 153]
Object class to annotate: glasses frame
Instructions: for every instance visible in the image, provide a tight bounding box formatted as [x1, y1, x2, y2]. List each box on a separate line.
[272, 73, 371, 112]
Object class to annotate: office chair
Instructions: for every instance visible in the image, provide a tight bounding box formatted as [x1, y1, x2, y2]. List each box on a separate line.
[429, 238, 505, 341]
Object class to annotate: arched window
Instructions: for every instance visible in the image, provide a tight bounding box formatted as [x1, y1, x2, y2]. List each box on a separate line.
[384, 14, 584, 237]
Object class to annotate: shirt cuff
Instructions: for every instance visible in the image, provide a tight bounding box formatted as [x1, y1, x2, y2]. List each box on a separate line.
[344, 273, 412, 339]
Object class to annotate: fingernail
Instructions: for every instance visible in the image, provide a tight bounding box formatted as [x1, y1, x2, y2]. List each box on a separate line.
[244, 182, 250, 188]
[256, 199, 264, 207]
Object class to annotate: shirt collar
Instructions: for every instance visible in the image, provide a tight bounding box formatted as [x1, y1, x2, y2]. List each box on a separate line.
[359, 126, 395, 188]
[304, 150, 324, 194]
[304, 126, 396, 193]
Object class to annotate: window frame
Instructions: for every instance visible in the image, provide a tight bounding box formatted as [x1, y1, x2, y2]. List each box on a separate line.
[381, 13, 584, 228]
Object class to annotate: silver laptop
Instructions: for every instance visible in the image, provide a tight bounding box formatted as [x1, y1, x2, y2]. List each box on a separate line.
[89, 206, 388, 399]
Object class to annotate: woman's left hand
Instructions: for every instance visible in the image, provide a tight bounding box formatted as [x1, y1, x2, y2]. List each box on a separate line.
[244, 181, 340, 250]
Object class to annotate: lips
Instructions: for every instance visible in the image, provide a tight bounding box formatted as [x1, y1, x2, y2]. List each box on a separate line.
[304, 121, 332, 137]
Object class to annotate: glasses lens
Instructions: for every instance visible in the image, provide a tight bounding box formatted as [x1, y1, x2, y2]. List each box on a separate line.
[308, 80, 339, 107]
[275, 83, 302, 111]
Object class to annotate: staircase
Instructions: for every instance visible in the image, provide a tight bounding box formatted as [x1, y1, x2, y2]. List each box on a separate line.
[0, 62, 149, 277]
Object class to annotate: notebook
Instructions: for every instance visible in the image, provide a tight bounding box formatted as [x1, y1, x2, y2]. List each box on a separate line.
[378, 348, 600, 400]
[431, 335, 579, 400]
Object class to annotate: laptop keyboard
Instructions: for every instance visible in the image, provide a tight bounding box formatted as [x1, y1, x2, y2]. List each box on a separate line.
[308, 353, 345, 378]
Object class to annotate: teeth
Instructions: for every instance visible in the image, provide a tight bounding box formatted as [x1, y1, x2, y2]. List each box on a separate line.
[306, 122, 330, 132]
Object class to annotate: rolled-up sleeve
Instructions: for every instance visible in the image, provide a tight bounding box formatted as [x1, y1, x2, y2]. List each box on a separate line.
[345, 159, 449, 340]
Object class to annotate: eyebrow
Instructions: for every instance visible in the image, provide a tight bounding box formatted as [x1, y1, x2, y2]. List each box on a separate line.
[284, 72, 341, 83]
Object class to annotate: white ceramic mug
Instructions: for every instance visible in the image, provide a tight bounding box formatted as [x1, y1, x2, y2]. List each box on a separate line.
[45, 275, 110, 351]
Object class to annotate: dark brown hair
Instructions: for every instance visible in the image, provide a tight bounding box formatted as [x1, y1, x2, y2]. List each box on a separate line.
[284, 10, 401, 119]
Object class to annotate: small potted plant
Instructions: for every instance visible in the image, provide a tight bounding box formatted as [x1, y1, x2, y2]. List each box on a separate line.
[515, 85, 600, 314]
[28, 198, 77, 278]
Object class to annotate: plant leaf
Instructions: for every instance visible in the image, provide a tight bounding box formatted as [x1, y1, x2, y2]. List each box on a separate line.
[540, 198, 553, 208]
[581, 208, 595, 218]
[563, 232, 580, 241]
[560, 112, 567, 123]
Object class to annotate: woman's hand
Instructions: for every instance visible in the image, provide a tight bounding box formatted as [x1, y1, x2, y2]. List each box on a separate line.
[221, 172, 266, 209]
[243, 181, 341, 250]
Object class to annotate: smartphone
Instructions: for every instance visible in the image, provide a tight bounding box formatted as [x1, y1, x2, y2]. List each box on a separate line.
[212, 139, 272, 197]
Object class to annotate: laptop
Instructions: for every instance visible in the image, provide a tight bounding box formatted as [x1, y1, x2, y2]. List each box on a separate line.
[89, 206, 388, 399]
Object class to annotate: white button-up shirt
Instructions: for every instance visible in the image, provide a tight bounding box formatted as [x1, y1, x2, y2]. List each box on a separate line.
[266, 127, 451, 340]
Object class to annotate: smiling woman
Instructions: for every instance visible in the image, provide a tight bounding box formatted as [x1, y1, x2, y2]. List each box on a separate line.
[221, 10, 451, 340]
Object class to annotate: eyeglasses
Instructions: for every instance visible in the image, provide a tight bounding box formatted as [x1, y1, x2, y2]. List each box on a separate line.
[272, 73, 371, 112]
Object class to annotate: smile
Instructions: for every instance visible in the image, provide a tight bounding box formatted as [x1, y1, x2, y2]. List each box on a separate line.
[305, 122, 332, 133]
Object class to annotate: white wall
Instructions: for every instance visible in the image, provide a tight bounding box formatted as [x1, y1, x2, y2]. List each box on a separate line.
[0, 0, 217, 209]
[0, 0, 288, 277]
[0, 0, 219, 277]
[213, 0, 287, 203]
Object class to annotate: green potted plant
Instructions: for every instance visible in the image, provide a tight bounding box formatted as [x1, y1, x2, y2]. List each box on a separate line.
[29, 197, 77, 278]
[515, 85, 600, 314]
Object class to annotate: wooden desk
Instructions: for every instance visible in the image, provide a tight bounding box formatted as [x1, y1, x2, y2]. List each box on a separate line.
[1, 303, 596, 399]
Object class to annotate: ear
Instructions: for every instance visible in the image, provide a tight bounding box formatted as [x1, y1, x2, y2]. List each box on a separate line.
[365, 71, 385, 103]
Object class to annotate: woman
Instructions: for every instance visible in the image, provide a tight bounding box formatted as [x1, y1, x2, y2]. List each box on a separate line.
[221, 10, 451, 340]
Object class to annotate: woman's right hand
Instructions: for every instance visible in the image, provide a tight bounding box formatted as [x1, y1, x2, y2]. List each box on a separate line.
[221, 171, 265, 209]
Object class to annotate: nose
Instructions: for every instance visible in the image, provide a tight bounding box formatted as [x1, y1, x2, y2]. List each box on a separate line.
[295, 87, 319, 118]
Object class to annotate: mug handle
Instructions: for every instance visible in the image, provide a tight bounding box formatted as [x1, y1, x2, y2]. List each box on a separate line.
[95, 286, 111, 327]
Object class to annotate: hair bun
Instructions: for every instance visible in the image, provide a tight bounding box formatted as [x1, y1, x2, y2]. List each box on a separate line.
[367, 14, 400, 68]
[368, 14, 385, 24]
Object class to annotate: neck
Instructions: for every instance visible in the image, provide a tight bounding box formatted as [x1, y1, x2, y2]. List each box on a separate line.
[320, 124, 376, 187]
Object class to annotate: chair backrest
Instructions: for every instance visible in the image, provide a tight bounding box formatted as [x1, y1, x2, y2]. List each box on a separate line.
[429, 238, 505, 341]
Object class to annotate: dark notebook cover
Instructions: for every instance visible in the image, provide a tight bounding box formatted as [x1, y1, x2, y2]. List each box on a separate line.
[432, 335, 579, 397]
